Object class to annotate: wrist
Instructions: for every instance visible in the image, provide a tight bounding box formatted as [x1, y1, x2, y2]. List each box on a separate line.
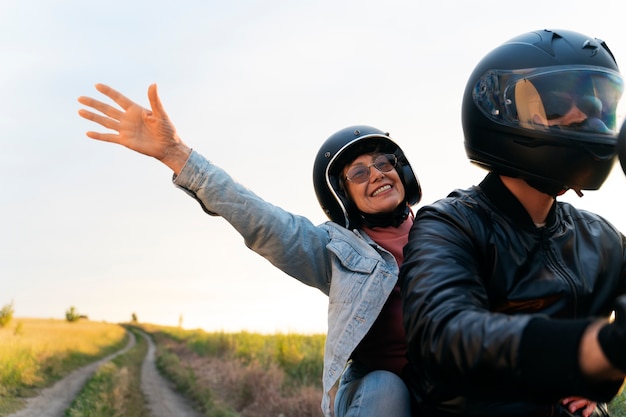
[161, 140, 192, 175]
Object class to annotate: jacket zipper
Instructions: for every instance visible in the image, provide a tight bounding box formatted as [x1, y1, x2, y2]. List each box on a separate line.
[540, 227, 579, 317]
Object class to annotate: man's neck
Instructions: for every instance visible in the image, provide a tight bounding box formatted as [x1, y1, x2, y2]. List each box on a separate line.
[499, 176, 555, 225]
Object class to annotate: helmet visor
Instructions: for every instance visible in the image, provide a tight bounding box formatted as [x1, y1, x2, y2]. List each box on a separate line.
[474, 66, 624, 138]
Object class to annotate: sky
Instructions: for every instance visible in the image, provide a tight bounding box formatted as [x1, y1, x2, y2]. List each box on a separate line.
[2, 0, 626, 334]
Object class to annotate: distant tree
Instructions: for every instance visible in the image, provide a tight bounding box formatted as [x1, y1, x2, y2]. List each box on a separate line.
[65, 306, 81, 322]
[131, 312, 138, 323]
[14, 321, 23, 336]
[0, 300, 15, 328]
[178, 313, 183, 328]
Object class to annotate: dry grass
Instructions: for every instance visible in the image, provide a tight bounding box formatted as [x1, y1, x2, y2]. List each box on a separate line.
[156, 335, 322, 417]
[0, 318, 126, 408]
[0, 318, 126, 358]
[189, 354, 321, 417]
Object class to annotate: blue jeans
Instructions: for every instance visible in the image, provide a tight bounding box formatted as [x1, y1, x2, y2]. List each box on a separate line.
[334, 360, 411, 417]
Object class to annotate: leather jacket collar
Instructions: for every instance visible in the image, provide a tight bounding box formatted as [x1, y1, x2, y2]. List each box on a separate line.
[479, 173, 557, 230]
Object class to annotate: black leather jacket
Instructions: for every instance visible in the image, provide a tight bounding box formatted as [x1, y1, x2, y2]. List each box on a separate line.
[401, 173, 626, 417]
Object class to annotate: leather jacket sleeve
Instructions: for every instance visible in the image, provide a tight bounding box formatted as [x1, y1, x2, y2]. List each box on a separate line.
[401, 194, 532, 398]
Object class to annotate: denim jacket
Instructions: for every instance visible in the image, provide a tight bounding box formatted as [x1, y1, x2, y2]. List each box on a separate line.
[173, 151, 400, 417]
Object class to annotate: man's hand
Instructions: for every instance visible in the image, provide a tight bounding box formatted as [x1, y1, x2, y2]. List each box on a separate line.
[561, 397, 598, 417]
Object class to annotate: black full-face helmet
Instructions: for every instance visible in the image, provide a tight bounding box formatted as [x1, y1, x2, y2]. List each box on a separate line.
[313, 125, 421, 229]
[619, 120, 626, 176]
[463, 29, 625, 195]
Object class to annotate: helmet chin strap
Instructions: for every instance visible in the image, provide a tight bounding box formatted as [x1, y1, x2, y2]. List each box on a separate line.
[571, 188, 584, 197]
[358, 203, 410, 228]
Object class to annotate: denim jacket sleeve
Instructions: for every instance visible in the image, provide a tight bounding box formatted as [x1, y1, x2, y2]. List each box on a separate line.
[172, 150, 331, 294]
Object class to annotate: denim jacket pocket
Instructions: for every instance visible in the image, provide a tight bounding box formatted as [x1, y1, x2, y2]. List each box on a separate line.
[327, 239, 380, 304]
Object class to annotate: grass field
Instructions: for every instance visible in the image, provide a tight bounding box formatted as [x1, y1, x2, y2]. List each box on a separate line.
[0, 318, 127, 415]
[150, 324, 325, 387]
[144, 324, 324, 416]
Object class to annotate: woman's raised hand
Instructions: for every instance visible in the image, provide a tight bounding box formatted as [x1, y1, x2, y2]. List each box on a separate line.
[78, 83, 191, 174]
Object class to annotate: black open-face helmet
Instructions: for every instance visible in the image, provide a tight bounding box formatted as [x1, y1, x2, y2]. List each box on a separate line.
[463, 29, 625, 195]
[313, 125, 421, 229]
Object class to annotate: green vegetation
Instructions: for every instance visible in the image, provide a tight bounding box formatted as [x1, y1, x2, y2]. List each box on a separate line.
[612, 392, 626, 416]
[0, 301, 15, 328]
[65, 306, 82, 322]
[64, 326, 150, 417]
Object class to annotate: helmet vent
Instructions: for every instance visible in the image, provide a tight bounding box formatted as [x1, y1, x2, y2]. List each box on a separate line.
[582, 39, 599, 56]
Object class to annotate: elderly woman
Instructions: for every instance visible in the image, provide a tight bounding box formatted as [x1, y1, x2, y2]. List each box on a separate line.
[78, 83, 420, 417]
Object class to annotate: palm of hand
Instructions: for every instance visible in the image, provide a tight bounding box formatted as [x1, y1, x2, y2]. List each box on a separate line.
[118, 104, 177, 161]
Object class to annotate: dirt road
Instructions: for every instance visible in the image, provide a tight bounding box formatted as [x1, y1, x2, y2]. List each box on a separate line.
[139, 330, 203, 417]
[7, 329, 202, 417]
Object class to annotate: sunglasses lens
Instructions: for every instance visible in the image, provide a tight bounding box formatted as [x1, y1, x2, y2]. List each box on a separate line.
[346, 166, 370, 183]
[374, 154, 397, 172]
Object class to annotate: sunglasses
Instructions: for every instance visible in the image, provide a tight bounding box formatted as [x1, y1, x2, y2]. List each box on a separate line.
[345, 154, 398, 184]
[542, 92, 602, 120]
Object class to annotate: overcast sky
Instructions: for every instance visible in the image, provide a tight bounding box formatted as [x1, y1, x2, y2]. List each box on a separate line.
[2, 0, 626, 333]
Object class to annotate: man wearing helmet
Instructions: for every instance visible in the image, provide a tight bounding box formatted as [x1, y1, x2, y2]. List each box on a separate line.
[78, 85, 421, 417]
[401, 29, 626, 417]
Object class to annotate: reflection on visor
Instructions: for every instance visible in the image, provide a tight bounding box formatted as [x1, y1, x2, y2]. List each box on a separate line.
[530, 90, 610, 133]
[473, 67, 624, 136]
[542, 92, 602, 120]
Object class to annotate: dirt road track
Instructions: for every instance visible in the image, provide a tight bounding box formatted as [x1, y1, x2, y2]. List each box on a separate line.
[139, 330, 203, 417]
[8, 329, 202, 417]
[7, 330, 136, 417]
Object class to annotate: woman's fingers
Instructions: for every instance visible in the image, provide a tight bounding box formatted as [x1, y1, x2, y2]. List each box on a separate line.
[78, 107, 121, 131]
[78, 96, 125, 121]
[85, 130, 121, 144]
[147, 83, 167, 118]
[94, 83, 137, 111]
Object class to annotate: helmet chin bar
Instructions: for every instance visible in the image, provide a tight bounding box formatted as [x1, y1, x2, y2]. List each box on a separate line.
[619, 120, 626, 177]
